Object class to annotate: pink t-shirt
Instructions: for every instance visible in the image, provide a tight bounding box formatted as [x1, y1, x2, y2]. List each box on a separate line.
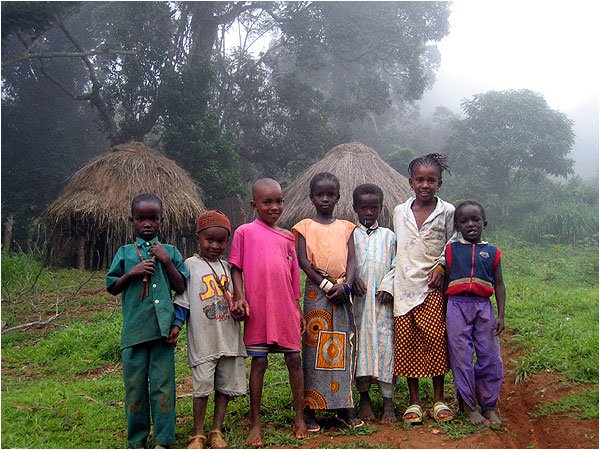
[228, 219, 302, 350]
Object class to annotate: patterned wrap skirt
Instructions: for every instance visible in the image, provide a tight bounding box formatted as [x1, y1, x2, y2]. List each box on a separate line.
[393, 289, 449, 378]
[302, 278, 356, 410]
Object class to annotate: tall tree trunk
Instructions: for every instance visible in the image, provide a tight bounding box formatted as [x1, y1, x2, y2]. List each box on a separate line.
[2, 212, 14, 254]
[188, 2, 219, 65]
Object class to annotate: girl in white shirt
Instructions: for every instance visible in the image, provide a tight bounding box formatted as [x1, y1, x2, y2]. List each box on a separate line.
[387, 153, 455, 425]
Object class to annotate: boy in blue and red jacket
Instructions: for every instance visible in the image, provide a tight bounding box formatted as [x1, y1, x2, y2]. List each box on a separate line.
[444, 200, 506, 426]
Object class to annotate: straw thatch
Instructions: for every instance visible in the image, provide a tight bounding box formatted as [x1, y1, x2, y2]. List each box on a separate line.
[278, 142, 412, 229]
[45, 142, 205, 269]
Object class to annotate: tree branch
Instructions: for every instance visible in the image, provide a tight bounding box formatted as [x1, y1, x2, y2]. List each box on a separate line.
[1, 313, 62, 334]
[59, 23, 125, 144]
[2, 49, 137, 67]
[6, 3, 81, 63]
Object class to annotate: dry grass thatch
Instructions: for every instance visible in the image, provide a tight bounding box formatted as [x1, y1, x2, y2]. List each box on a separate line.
[45, 142, 205, 268]
[278, 142, 412, 229]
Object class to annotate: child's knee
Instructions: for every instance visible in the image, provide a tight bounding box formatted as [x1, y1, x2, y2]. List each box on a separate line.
[284, 352, 302, 370]
[251, 356, 268, 373]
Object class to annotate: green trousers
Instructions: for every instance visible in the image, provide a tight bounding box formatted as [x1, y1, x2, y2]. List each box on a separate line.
[122, 339, 176, 448]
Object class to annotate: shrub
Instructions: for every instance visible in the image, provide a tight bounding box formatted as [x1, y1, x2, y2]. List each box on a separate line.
[521, 203, 598, 244]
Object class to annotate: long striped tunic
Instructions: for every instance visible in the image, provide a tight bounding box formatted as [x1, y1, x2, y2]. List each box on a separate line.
[353, 223, 396, 384]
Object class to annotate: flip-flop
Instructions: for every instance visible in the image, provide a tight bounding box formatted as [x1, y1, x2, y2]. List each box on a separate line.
[431, 401, 454, 422]
[187, 434, 207, 449]
[335, 412, 365, 428]
[402, 404, 423, 424]
[304, 409, 321, 432]
[208, 430, 228, 449]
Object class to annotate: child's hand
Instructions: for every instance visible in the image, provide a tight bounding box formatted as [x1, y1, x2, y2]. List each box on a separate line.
[149, 242, 169, 264]
[232, 298, 250, 321]
[494, 316, 505, 336]
[375, 291, 393, 304]
[129, 259, 156, 278]
[300, 315, 307, 335]
[166, 325, 180, 345]
[326, 285, 347, 304]
[427, 268, 444, 289]
[352, 277, 367, 297]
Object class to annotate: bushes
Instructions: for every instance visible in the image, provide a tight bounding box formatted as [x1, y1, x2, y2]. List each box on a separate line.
[522, 203, 598, 244]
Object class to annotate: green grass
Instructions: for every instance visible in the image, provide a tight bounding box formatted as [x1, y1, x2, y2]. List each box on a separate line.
[533, 388, 599, 420]
[490, 233, 599, 383]
[1, 238, 598, 448]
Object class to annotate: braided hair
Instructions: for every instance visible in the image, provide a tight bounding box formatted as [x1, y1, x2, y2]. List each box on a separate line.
[407, 153, 451, 178]
[309, 172, 340, 195]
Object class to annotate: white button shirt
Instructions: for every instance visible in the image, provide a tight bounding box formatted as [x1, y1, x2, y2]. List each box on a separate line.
[389, 196, 455, 317]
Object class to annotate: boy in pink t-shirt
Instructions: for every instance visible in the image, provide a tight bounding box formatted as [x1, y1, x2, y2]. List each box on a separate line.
[229, 178, 308, 446]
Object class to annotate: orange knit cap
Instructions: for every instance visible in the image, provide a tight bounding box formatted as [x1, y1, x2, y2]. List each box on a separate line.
[196, 210, 232, 235]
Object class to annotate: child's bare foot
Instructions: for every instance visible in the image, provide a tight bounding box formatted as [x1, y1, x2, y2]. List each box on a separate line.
[244, 425, 263, 447]
[380, 397, 397, 423]
[358, 398, 376, 421]
[292, 420, 309, 439]
[482, 409, 502, 425]
[465, 406, 489, 425]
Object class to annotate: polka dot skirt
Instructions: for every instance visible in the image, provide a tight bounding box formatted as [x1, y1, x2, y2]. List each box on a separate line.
[393, 290, 449, 378]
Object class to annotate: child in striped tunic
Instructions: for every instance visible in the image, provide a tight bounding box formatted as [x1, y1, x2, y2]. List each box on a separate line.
[351, 184, 397, 423]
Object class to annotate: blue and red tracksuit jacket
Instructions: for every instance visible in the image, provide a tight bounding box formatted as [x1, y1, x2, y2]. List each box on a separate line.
[445, 241, 502, 298]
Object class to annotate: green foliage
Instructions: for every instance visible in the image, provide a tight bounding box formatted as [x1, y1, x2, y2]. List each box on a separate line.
[1, 251, 43, 292]
[384, 146, 416, 174]
[1, 2, 76, 42]
[522, 202, 598, 244]
[445, 89, 575, 218]
[162, 62, 243, 206]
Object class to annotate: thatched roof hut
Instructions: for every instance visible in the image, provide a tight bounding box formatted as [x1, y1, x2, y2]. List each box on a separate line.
[46, 142, 205, 269]
[279, 142, 412, 229]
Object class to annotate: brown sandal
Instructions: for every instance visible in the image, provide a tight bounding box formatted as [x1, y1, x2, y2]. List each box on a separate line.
[187, 434, 207, 449]
[208, 430, 228, 449]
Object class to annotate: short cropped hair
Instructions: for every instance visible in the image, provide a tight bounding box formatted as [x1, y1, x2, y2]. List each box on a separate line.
[454, 200, 486, 226]
[131, 193, 163, 215]
[352, 183, 384, 205]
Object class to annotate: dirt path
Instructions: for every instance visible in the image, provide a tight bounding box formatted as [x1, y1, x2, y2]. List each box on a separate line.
[288, 335, 598, 449]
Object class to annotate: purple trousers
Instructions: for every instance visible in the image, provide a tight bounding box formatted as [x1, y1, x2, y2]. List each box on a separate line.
[446, 295, 503, 411]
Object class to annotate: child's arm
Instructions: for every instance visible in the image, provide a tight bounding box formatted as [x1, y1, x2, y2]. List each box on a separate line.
[107, 259, 156, 296]
[326, 234, 356, 304]
[295, 298, 306, 334]
[352, 275, 367, 297]
[167, 303, 189, 344]
[296, 233, 324, 285]
[230, 264, 250, 319]
[150, 243, 186, 294]
[376, 237, 396, 303]
[493, 259, 506, 336]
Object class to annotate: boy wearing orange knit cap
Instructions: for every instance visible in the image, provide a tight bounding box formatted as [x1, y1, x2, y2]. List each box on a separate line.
[171, 210, 247, 449]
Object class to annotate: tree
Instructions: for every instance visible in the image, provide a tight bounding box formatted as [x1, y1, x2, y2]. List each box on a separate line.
[272, 2, 449, 129]
[1, 2, 450, 223]
[445, 89, 575, 217]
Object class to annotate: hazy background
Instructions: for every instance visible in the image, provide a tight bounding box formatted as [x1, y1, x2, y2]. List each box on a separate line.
[417, 0, 599, 177]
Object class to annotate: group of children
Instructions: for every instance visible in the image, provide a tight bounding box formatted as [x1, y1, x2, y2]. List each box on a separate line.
[107, 153, 506, 449]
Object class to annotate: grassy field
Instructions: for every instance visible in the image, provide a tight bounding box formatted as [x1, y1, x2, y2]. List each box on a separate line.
[1, 235, 598, 448]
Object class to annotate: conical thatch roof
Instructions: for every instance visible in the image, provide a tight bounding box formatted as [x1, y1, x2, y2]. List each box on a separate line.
[279, 142, 412, 229]
[46, 142, 205, 268]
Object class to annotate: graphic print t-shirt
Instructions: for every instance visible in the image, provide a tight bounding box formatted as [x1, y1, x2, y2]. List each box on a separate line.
[174, 255, 246, 366]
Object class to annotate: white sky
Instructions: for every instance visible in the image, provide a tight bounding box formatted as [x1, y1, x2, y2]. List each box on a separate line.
[419, 0, 600, 115]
